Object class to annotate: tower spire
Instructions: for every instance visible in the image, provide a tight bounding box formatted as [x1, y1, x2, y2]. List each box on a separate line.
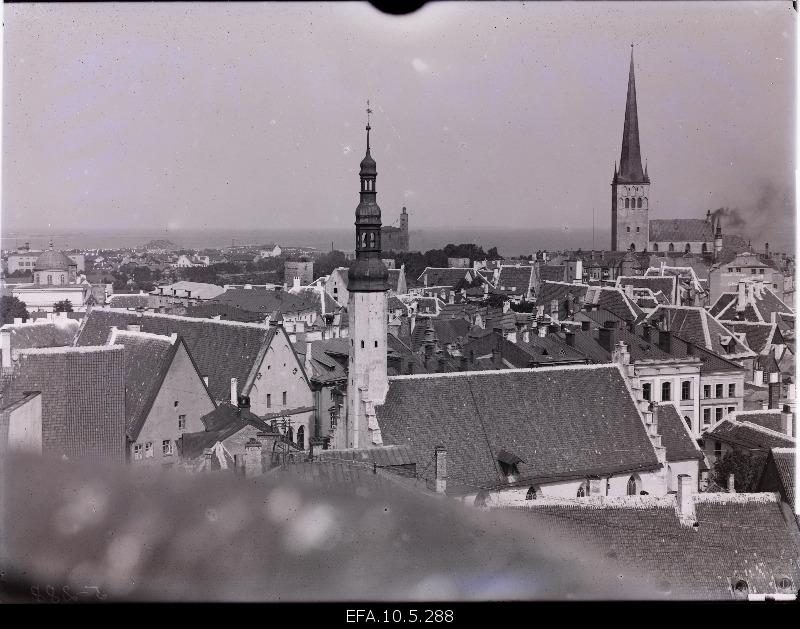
[366, 99, 372, 152]
[618, 45, 645, 183]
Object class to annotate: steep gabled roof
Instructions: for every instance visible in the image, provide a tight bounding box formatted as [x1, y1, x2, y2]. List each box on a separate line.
[655, 403, 704, 462]
[179, 403, 277, 460]
[649, 219, 714, 243]
[721, 321, 782, 355]
[709, 285, 793, 323]
[616, 275, 676, 304]
[1, 319, 80, 353]
[417, 267, 474, 288]
[645, 306, 754, 359]
[75, 308, 274, 402]
[496, 265, 535, 297]
[706, 415, 795, 450]
[377, 365, 659, 491]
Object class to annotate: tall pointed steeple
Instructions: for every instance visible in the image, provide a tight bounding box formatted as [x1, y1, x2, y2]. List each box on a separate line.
[617, 45, 647, 184]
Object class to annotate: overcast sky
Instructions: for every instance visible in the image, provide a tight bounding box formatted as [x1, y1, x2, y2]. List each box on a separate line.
[1, 2, 795, 241]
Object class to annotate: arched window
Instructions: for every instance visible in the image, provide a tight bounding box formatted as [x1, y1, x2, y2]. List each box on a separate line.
[625, 198, 630, 209]
[653, 244, 659, 252]
[732, 579, 749, 600]
[576, 481, 588, 498]
[685, 244, 691, 253]
[643, 197, 648, 208]
[701, 243, 708, 254]
[286, 426, 294, 442]
[296, 426, 305, 450]
[668, 243, 675, 253]
[626, 226, 631, 233]
[629, 243, 636, 252]
[47, 274, 52, 284]
[627, 475, 640, 496]
[637, 198, 642, 208]
[526, 486, 540, 500]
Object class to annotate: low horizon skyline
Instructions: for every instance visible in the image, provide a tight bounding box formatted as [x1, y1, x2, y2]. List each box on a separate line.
[2, 3, 795, 249]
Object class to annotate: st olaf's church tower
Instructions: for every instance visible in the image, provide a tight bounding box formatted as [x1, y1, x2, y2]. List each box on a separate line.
[346, 103, 389, 449]
[611, 46, 650, 252]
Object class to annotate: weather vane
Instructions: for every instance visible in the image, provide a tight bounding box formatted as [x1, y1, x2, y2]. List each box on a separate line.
[366, 99, 373, 128]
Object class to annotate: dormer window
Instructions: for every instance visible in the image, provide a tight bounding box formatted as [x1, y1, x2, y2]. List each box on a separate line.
[732, 579, 749, 600]
[497, 450, 523, 483]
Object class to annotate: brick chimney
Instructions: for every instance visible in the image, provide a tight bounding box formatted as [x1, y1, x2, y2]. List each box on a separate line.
[598, 321, 616, 352]
[727, 473, 736, 493]
[244, 438, 263, 478]
[768, 371, 781, 409]
[676, 474, 695, 520]
[658, 329, 671, 354]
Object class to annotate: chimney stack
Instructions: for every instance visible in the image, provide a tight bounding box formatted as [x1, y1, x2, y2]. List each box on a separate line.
[598, 321, 616, 352]
[244, 438, 263, 478]
[727, 473, 736, 494]
[736, 281, 747, 312]
[565, 330, 575, 347]
[768, 371, 781, 409]
[230, 377, 238, 406]
[753, 368, 764, 385]
[126, 324, 141, 333]
[581, 320, 591, 332]
[658, 329, 671, 354]
[537, 323, 547, 338]
[676, 474, 695, 520]
[521, 328, 530, 344]
[491, 348, 502, 368]
[780, 405, 793, 437]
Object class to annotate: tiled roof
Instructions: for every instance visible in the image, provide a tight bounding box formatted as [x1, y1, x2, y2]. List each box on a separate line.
[265, 460, 400, 488]
[709, 286, 793, 323]
[307, 338, 350, 384]
[645, 306, 754, 359]
[535, 281, 589, 318]
[768, 448, 795, 508]
[721, 321, 779, 355]
[107, 293, 150, 309]
[185, 302, 265, 323]
[376, 365, 660, 491]
[107, 330, 186, 440]
[496, 266, 534, 297]
[726, 410, 791, 436]
[706, 417, 795, 450]
[666, 334, 744, 374]
[655, 403, 704, 462]
[1, 319, 80, 353]
[211, 288, 319, 316]
[315, 445, 415, 468]
[0, 346, 126, 461]
[410, 317, 471, 351]
[649, 219, 713, 243]
[596, 287, 645, 323]
[505, 494, 800, 599]
[417, 267, 473, 288]
[539, 265, 567, 283]
[75, 309, 275, 402]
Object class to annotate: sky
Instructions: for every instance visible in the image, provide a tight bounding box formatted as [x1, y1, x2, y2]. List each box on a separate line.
[1, 2, 796, 247]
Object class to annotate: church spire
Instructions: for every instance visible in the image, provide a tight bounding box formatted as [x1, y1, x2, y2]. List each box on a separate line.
[618, 45, 646, 183]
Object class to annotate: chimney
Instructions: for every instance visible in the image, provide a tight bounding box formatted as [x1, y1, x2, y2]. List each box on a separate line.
[768, 371, 780, 409]
[780, 405, 793, 437]
[293, 276, 301, 290]
[598, 322, 615, 352]
[491, 348, 502, 368]
[727, 473, 736, 494]
[624, 284, 634, 300]
[244, 438, 263, 478]
[230, 377, 238, 406]
[521, 328, 530, 344]
[507, 329, 517, 344]
[658, 329, 671, 354]
[574, 259, 583, 282]
[641, 323, 652, 343]
[537, 323, 547, 338]
[581, 320, 591, 332]
[736, 281, 747, 312]
[126, 324, 141, 333]
[613, 340, 630, 366]
[753, 368, 764, 385]
[765, 242, 769, 255]
[650, 403, 660, 436]
[13, 318, 22, 325]
[565, 330, 575, 347]
[460, 355, 469, 371]
[434, 445, 447, 494]
[676, 474, 695, 520]
[1, 328, 11, 369]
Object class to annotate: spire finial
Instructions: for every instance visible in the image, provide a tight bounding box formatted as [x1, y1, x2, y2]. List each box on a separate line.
[366, 99, 372, 151]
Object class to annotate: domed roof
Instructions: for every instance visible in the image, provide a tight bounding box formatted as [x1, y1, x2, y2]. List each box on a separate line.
[35, 245, 74, 271]
[360, 150, 377, 176]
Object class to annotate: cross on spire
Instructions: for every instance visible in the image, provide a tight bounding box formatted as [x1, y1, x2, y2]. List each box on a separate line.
[366, 99, 372, 151]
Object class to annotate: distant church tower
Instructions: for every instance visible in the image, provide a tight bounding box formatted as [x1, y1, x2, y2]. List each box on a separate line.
[346, 103, 388, 449]
[611, 46, 650, 252]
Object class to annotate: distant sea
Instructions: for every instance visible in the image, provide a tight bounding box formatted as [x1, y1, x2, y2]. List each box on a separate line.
[0, 227, 613, 258]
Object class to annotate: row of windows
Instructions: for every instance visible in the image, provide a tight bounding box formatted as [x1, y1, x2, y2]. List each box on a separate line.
[703, 384, 736, 399]
[623, 197, 646, 209]
[642, 381, 737, 402]
[652, 243, 708, 254]
[283, 425, 306, 449]
[133, 439, 174, 460]
[625, 226, 641, 233]
[703, 406, 736, 427]
[352, 338, 380, 349]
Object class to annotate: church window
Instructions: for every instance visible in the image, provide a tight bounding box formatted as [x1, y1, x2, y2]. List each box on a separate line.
[627, 475, 640, 496]
[526, 486, 540, 500]
[47, 275, 52, 284]
[685, 244, 691, 253]
[636, 226, 640, 232]
[629, 244, 635, 252]
[576, 482, 588, 498]
[361, 340, 365, 349]
[637, 198, 642, 208]
[702, 243, 708, 254]
[374, 340, 378, 348]
[653, 244, 659, 252]
[625, 198, 630, 208]
[626, 226, 631, 233]
[668, 243, 675, 253]
[643, 197, 647, 208]
[296, 426, 305, 450]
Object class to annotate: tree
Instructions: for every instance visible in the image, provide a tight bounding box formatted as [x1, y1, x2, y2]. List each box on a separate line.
[0, 296, 29, 324]
[54, 299, 73, 313]
[712, 450, 768, 493]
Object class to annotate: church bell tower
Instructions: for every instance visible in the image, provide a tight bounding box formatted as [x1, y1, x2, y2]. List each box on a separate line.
[346, 102, 388, 449]
[612, 46, 650, 252]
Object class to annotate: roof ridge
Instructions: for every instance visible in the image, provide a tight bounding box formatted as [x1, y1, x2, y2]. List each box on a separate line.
[387, 362, 620, 381]
[16, 345, 124, 356]
[101, 307, 270, 330]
